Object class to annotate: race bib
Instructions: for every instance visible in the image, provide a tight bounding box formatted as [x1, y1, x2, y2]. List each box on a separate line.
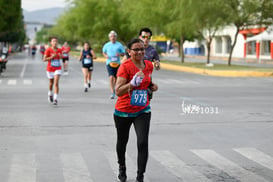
[130, 90, 148, 106]
[51, 59, 61, 67]
[110, 56, 118, 62]
[63, 53, 68, 57]
[83, 58, 92, 64]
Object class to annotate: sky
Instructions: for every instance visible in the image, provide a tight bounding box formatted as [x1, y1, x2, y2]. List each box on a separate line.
[22, 0, 69, 11]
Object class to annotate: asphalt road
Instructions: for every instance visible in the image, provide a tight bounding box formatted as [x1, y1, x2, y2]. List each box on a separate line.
[0, 52, 273, 182]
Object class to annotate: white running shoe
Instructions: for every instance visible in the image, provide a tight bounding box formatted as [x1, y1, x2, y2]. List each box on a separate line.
[48, 95, 53, 103]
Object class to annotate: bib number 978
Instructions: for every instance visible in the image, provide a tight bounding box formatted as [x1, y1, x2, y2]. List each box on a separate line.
[130, 90, 148, 106]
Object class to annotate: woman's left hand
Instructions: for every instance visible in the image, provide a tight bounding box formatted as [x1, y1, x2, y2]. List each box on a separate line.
[150, 83, 158, 92]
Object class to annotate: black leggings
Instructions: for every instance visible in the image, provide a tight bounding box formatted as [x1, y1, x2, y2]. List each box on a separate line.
[114, 112, 151, 175]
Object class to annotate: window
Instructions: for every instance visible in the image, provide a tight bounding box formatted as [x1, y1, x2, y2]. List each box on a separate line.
[247, 41, 256, 55]
[225, 37, 231, 53]
[261, 41, 270, 56]
[215, 37, 222, 53]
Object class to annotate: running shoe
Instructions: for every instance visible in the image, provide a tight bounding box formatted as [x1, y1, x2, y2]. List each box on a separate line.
[53, 100, 58, 105]
[48, 95, 53, 103]
[118, 166, 127, 182]
[84, 88, 88, 92]
[135, 175, 144, 182]
[88, 83, 91, 88]
[110, 93, 115, 99]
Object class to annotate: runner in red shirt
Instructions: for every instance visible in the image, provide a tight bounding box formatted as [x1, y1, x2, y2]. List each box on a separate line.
[40, 45, 45, 59]
[43, 37, 63, 105]
[61, 41, 71, 75]
[114, 38, 158, 182]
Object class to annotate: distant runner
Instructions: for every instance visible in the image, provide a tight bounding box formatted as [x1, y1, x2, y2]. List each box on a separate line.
[61, 41, 71, 75]
[102, 30, 125, 99]
[79, 42, 97, 92]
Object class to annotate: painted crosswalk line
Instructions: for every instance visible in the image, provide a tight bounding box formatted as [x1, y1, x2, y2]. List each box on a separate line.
[234, 148, 273, 171]
[7, 80, 17, 85]
[191, 149, 269, 182]
[151, 150, 211, 182]
[60, 153, 93, 182]
[23, 79, 32, 85]
[104, 151, 151, 182]
[8, 153, 36, 182]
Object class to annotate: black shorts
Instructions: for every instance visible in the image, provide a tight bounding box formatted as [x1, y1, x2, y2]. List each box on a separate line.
[106, 64, 119, 77]
[82, 63, 93, 71]
[62, 57, 69, 62]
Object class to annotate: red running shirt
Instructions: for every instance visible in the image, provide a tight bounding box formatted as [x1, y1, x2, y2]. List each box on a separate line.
[115, 59, 153, 113]
[45, 47, 62, 72]
[61, 46, 71, 58]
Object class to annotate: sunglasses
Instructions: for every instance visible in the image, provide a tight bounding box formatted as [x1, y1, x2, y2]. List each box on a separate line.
[131, 48, 145, 52]
[141, 35, 151, 39]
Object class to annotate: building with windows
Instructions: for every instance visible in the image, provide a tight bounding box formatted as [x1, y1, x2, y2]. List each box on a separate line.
[184, 25, 273, 61]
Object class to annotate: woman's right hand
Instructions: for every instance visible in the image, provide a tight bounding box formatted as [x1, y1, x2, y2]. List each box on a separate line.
[130, 71, 144, 87]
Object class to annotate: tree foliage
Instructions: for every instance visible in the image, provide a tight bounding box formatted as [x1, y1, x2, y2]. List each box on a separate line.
[221, 0, 273, 66]
[45, 0, 273, 64]
[0, 0, 25, 43]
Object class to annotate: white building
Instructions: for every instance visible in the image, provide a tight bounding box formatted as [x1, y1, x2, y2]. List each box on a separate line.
[184, 25, 273, 61]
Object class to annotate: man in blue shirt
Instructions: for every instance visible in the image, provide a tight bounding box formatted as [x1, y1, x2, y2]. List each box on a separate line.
[103, 30, 125, 99]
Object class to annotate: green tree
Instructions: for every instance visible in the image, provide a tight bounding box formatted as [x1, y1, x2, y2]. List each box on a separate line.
[0, 0, 25, 43]
[192, 0, 228, 64]
[223, 0, 273, 66]
[36, 26, 53, 44]
[51, 0, 134, 48]
[121, 0, 197, 63]
[163, 0, 198, 63]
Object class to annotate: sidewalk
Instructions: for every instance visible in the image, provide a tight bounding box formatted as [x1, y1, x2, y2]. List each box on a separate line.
[159, 54, 273, 77]
[161, 53, 273, 68]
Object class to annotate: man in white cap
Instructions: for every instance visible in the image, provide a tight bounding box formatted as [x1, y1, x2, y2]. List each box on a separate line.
[102, 30, 125, 99]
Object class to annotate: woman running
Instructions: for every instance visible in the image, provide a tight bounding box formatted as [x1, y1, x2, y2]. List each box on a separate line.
[43, 37, 63, 105]
[79, 42, 96, 92]
[114, 38, 158, 182]
[61, 41, 71, 75]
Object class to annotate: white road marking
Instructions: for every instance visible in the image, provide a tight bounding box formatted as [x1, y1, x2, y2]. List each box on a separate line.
[8, 153, 36, 182]
[8, 80, 17, 85]
[20, 58, 28, 78]
[234, 148, 273, 171]
[191, 149, 269, 182]
[23, 79, 32, 85]
[60, 153, 93, 182]
[105, 151, 151, 182]
[151, 150, 211, 182]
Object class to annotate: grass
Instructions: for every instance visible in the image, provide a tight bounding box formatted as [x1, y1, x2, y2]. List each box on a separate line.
[70, 50, 273, 72]
[161, 60, 273, 72]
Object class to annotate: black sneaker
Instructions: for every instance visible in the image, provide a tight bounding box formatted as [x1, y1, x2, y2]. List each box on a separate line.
[136, 175, 144, 182]
[48, 95, 53, 103]
[53, 100, 58, 105]
[84, 88, 88, 92]
[88, 83, 91, 88]
[118, 166, 127, 182]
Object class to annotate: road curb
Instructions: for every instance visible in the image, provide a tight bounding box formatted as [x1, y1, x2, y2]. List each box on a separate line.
[160, 63, 273, 77]
[93, 57, 273, 77]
